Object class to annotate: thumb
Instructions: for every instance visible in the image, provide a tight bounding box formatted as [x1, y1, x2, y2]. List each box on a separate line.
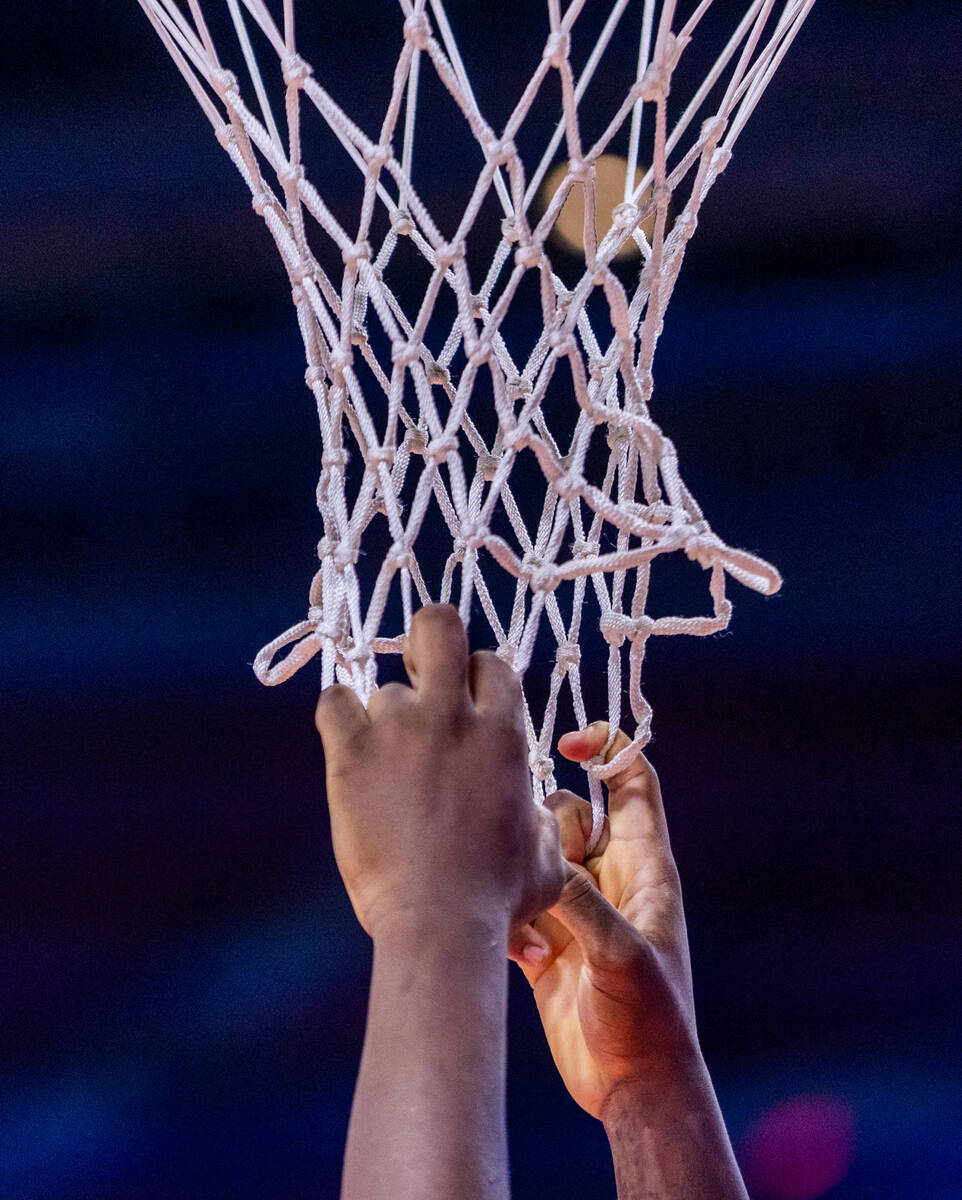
[550, 862, 635, 966]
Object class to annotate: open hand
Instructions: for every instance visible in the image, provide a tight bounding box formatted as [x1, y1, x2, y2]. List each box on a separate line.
[512, 722, 700, 1120]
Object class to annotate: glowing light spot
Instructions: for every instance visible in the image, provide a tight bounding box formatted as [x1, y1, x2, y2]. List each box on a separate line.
[540, 154, 656, 259]
[738, 1093, 856, 1200]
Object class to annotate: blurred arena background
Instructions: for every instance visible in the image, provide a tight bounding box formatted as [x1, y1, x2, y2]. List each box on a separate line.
[1, 2, 960, 1197]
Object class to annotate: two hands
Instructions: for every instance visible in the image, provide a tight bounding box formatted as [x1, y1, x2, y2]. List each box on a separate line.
[315, 605, 745, 1200]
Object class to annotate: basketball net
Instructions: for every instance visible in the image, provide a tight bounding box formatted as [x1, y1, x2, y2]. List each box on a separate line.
[140, 0, 813, 846]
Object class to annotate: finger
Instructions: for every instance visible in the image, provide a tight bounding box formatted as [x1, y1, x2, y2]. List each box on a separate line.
[559, 722, 667, 846]
[403, 604, 469, 705]
[549, 862, 644, 969]
[314, 683, 369, 761]
[557, 720, 609, 763]
[507, 922, 551, 967]
[510, 911, 573, 986]
[467, 648, 522, 715]
[543, 790, 610, 862]
[366, 680, 414, 721]
[523, 805, 566, 922]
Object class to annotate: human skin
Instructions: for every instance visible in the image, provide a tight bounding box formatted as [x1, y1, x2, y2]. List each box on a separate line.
[314, 604, 566, 1200]
[511, 722, 748, 1200]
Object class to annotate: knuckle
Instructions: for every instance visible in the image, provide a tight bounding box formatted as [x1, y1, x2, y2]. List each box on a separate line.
[543, 788, 586, 816]
[315, 683, 351, 726]
[413, 602, 460, 630]
[368, 681, 410, 712]
[481, 706, 526, 752]
[561, 867, 597, 908]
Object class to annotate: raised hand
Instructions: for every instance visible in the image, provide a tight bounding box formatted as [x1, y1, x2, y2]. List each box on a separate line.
[315, 603, 565, 942]
[315, 604, 567, 1200]
[511, 721, 698, 1121]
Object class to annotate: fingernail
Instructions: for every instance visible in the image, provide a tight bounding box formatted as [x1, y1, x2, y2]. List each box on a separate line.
[522, 943, 549, 964]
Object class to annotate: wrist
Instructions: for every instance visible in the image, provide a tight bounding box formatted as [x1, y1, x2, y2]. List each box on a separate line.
[370, 900, 512, 953]
[601, 1046, 747, 1200]
[601, 1037, 711, 1131]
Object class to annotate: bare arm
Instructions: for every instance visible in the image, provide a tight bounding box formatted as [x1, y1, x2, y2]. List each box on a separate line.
[344, 911, 511, 1199]
[314, 605, 564, 1200]
[511, 722, 748, 1200]
[603, 1058, 747, 1200]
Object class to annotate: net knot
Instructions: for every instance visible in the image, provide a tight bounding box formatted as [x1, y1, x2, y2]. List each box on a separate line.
[366, 445, 394, 468]
[278, 162, 304, 190]
[251, 189, 274, 216]
[477, 453, 500, 482]
[364, 142, 392, 171]
[333, 542, 359, 568]
[500, 216, 520, 243]
[210, 68, 238, 99]
[427, 434, 458, 461]
[426, 363, 450, 387]
[638, 61, 670, 102]
[484, 138, 516, 166]
[555, 642, 581, 671]
[549, 330, 576, 356]
[711, 146, 731, 174]
[515, 242, 543, 270]
[543, 30, 570, 69]
[555, 473, 580, 502]
[607, 424, 629, 451]
[521, 553, 557, 593]
[567, 157, 590, 183]
[600, 612, 655, 647]
[530, 753, 555, 783]
[683, 526, 719, 569]
[330, 347, 352, 376]
[460, 521, 485, 550]
[321, 449, 348, 470]
[404, 427, 428, 455]
[391, 209, 415, 236]
[507, 376, 532, 398]
[281, 54, 313, 88]
[215, 123, 235, 151]
[391, 340, 420, 367]
[403, 11, 432, 50]
[571, 539, 597, 559]
[306, 607, 350, 645]
[305, 364, 324, 389]
[387, 542, 414, 571]
[701, 115, 727, 146]
[342, 240, 371, 267]
[612, 201, 639, 229]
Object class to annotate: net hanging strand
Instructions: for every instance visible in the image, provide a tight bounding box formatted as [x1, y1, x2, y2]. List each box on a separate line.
[140, 0, 813, 850]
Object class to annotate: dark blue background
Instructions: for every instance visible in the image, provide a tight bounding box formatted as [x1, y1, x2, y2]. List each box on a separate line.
[2, 3, 960, 1197]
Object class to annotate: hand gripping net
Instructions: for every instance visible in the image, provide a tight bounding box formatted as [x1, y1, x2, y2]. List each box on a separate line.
[141, 0, 812, 847]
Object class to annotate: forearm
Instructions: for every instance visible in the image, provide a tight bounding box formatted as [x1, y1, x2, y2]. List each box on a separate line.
[603, 1049, 748, 1200]
[341, 908, 512, 1200]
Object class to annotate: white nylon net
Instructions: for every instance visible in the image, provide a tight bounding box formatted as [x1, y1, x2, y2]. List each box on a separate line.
[141, 0, 812, 844]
